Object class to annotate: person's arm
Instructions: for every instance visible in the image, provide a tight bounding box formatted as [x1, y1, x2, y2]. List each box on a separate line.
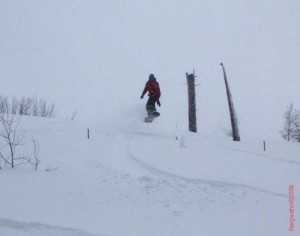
[141, 83, 148, 99]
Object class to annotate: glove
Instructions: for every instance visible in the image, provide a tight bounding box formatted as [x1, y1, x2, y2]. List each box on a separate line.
[157, 100, 161, 107]
[141, 95, 144, 99]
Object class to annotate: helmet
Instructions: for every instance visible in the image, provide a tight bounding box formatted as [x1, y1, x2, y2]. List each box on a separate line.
[149, 74, 155, 80]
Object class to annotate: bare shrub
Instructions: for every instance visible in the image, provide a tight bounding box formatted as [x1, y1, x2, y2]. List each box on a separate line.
[179, 135, 187, 148]
[281, 103, 300, 142]
[0, 95, 55, 118]
[0, 114, 23, 168]
[70, 110, 77, 121]
[26, 137, 40, 171]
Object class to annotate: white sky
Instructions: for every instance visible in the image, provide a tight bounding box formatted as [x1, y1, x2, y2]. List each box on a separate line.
[1, 0, 300, 139]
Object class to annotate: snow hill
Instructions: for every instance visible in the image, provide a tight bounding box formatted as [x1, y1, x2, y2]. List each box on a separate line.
[0, 113, 299, 236]
[1, 1, 300, 235]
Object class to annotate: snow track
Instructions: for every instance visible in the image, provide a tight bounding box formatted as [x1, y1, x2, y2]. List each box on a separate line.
[113, 132, 286, 209]
[0, 218, 106, 236]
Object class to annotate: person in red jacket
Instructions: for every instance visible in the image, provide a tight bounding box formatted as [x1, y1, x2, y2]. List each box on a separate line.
[141, 74, 161, 116]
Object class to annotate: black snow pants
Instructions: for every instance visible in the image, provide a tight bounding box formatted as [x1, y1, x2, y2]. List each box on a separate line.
[146, 97, 158, 115]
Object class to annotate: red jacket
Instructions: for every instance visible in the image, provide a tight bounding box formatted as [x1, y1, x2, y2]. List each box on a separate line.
[142, 80, 161, 98]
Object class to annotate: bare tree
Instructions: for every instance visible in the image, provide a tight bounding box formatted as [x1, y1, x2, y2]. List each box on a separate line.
[39, 99, 55, 118]
[0, 95, 9, 114]
[281, 103, 295, 141]
[32, 96, 39, 116]
[19, 97, 26, 115]
[281, 103, 300, 142]
[11, 97, 19, 115]
[40, 100, 48, 117]
[0, 114, 43, 170]
[0, 114, 23, 168]
[47, 102, 55, 118]
[24, 97, 33, 116]
[291, 119, 300, 142]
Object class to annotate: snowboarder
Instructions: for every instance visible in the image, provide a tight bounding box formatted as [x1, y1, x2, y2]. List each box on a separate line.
[140, 74, 161, 117]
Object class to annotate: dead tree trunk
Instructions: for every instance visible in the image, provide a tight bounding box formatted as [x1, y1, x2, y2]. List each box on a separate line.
[186, 72, 197, 133]
[220, 63, 240, 141]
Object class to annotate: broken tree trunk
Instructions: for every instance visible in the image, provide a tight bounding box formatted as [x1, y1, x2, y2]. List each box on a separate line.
[186, 72, 197, 133]
[220, 63, 240, 141]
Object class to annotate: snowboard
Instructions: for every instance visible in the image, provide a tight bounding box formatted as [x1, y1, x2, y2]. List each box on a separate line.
[144, 111, 160, 123]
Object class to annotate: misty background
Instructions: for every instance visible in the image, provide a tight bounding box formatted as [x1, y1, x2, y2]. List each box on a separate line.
[1, 0, 300, 140]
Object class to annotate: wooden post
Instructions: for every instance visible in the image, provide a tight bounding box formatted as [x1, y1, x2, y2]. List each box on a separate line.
[220, 63, 240, 141]
[186, 72, 197, 133]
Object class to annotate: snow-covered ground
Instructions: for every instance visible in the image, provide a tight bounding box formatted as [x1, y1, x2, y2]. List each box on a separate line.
[0, 115, 299, 236]
[1, 1, 300, 235]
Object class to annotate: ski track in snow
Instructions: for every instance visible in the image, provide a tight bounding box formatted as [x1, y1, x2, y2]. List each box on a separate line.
[128, 145, 287, 198]
[111, 132, 286, 206]
[223, 146, 300, 165]
[0, 218, 107, 236]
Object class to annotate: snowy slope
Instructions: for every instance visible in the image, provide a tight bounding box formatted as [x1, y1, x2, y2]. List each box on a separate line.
[1, 1, 300, 235]
[0, 115, 299, 236]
